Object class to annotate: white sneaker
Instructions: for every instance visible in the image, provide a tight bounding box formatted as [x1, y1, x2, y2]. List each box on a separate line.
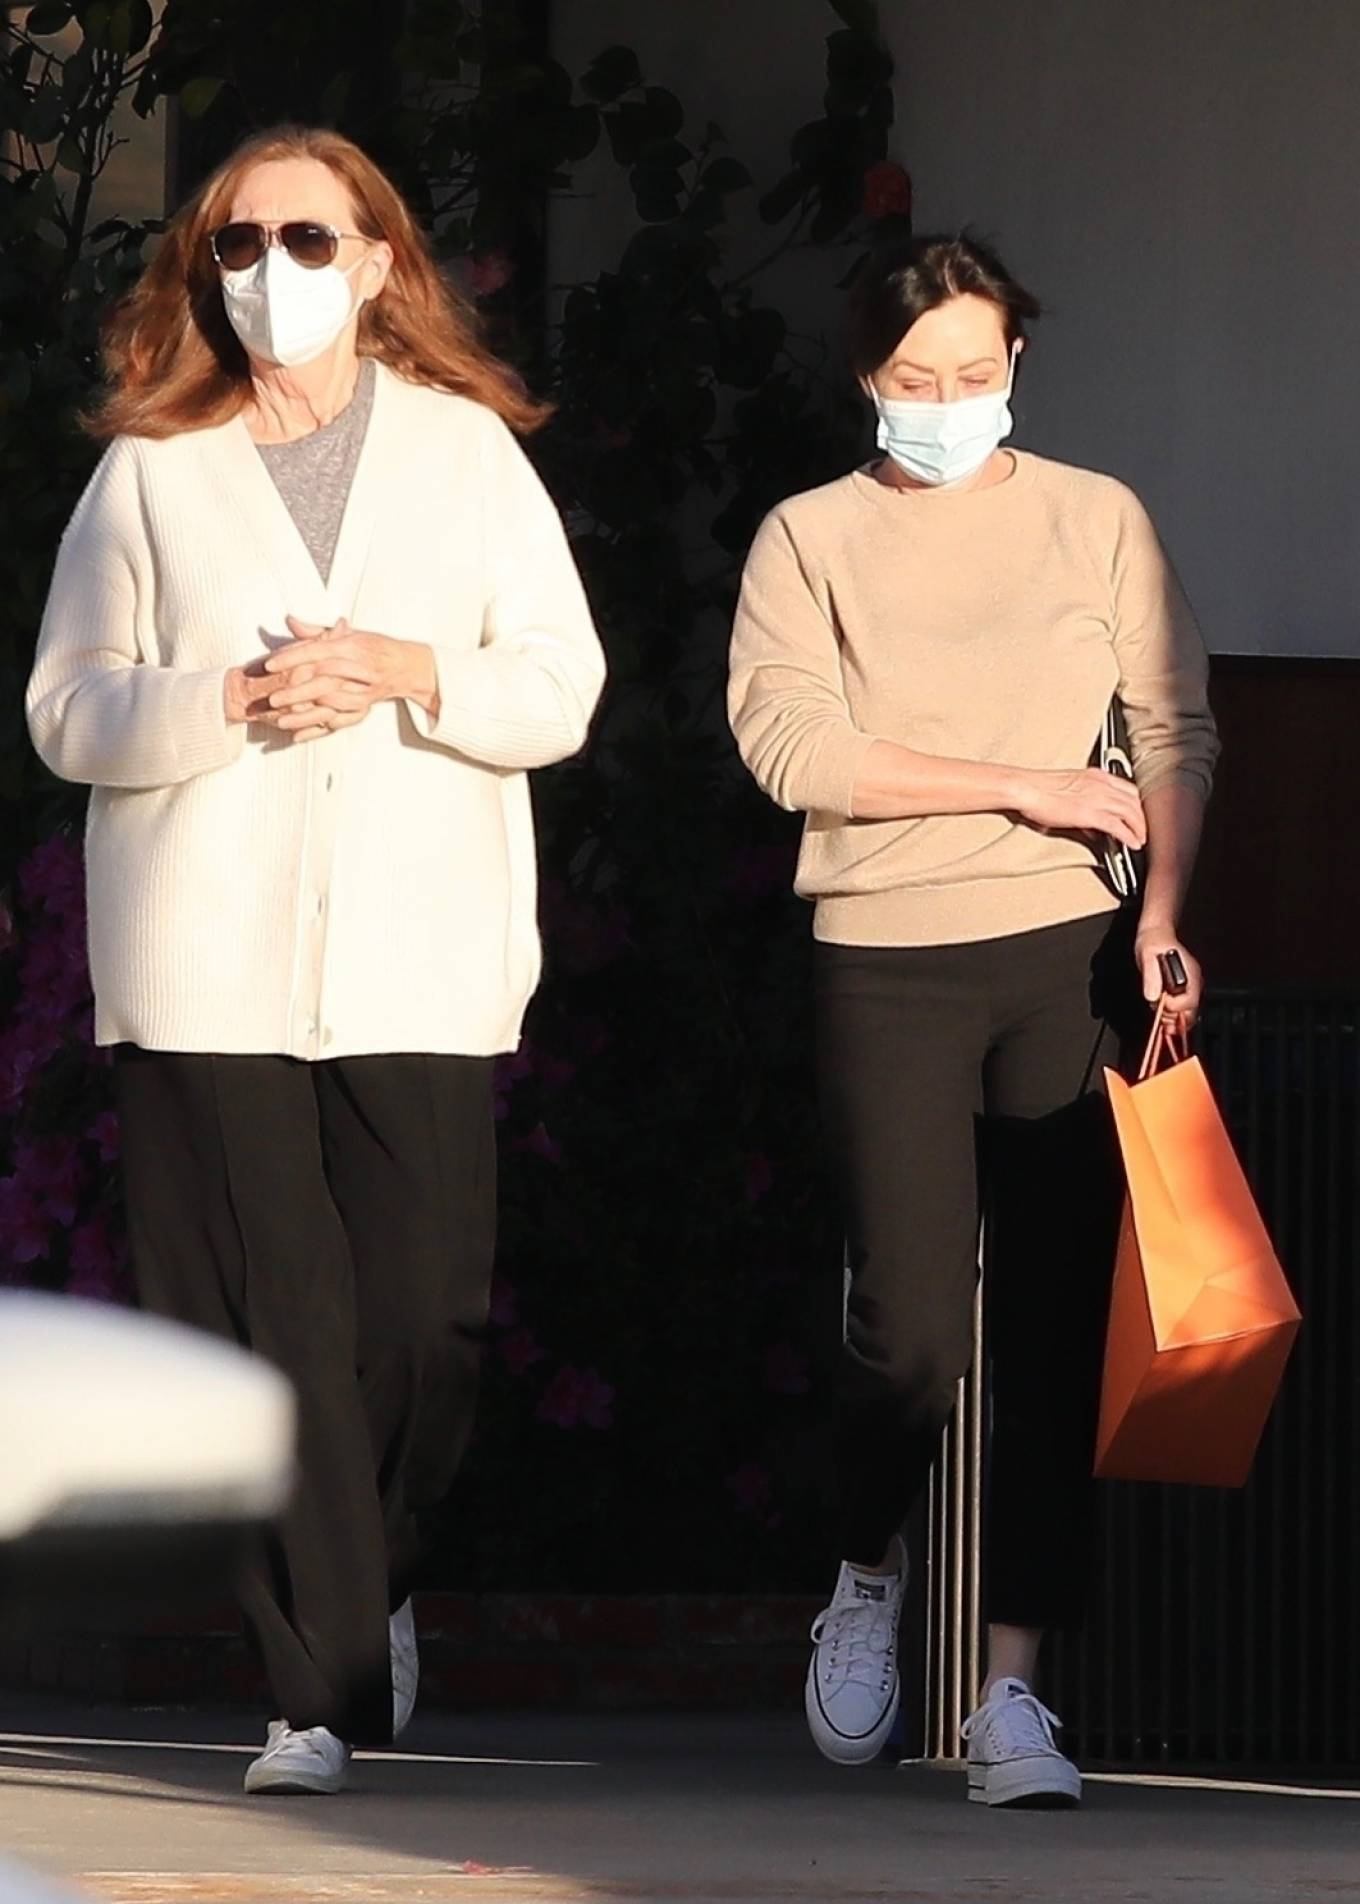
[804, 1541, 906, 1765]
[243, 1720, 351, 1796]
[391, 1598, 419, 1738]
[961, 1677, 1082, 1808]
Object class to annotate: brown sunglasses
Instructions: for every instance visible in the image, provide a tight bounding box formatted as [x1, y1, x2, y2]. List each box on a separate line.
[210, 220, 368, 273]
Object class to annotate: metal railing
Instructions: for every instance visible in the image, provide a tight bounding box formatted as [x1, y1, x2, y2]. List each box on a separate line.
[921, 992, 1360, 1771]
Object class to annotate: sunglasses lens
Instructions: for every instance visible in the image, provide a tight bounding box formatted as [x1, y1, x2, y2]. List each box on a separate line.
[282, 222, 338, 268]
[214, 223, 265, 272]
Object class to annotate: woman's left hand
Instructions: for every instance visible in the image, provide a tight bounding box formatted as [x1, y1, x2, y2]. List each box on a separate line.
[1134, 922, 1204, 1030]
[260, 618, 439, 741]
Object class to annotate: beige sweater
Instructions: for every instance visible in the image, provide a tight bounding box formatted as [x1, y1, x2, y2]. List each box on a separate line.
[729, 452, 1218, 947]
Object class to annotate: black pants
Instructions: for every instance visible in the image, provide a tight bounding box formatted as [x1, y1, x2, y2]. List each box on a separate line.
[113, 1047, 497, 1745]
[816, 910, 1140, 1631]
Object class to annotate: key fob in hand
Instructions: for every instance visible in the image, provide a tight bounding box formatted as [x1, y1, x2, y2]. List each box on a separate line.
[1159, 950, 1189, 997]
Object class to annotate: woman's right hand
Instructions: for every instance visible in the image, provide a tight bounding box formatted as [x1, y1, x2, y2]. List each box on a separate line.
[225, 660, 321, 736]
[1011, 766, 1147, 850]
[224, 663, 268, 726]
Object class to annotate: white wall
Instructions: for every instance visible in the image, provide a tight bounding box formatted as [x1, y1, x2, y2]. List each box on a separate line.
[887, 0, 1360, 657]
[553, 1, 1360, 656]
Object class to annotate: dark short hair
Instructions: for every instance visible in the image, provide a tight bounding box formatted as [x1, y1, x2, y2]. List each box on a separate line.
[847, 232, 1042, 378]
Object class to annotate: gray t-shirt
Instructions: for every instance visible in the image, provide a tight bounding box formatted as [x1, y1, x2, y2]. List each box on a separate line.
[256, 356, 376, 584]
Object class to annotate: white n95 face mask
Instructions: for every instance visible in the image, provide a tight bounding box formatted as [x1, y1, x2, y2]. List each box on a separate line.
[221, 246, 365, 369]
[872, 349, 1017, 488]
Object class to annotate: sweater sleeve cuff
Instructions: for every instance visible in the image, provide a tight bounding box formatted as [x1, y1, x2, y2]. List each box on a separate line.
[819, 727, 882, 820]
[169, 667, 248, 780]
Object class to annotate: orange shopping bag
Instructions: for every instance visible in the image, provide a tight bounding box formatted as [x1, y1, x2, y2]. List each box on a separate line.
[1094, 1002, 1301, 1487]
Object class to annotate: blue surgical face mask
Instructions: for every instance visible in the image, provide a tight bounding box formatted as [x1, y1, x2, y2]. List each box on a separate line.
[871, 349, 1018, 487]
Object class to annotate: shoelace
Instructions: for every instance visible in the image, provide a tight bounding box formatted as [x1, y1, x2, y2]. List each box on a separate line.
[810, 1601, 897, 1694]
[270, 1723, 340, 1756]
[961, 1688, 1063, 1758]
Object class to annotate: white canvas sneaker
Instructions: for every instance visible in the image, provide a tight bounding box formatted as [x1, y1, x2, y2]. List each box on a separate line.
[804, 1540, 906, 1765]
[391, 1598, 419, 1738]
[961, 1677, 1082, 1808]
[243, 1720, 351, 1795]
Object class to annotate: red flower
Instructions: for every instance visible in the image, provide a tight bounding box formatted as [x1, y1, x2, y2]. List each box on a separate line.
[862, 160, 913, 223]
[466, 250, 515, 299]
[538, 1365, 615, 1430]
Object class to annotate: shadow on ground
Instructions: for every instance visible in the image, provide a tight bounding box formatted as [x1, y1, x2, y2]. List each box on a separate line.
[0, 1695, 1356, 1903]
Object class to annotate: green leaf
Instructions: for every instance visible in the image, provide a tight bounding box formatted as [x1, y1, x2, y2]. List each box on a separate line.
[703, 157, 751, 195]
[828, 0, 880, 34]
[581, 45, 641, 104]
[179, 75, 225, 119]
[758, 172, 806, 225]
[25, 85, 68, 145]
[24, 1, 74, 35]
[319, 70, 352, 125]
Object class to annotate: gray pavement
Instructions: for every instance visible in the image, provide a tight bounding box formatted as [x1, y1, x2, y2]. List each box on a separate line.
[0, 1696, 1355, 1903]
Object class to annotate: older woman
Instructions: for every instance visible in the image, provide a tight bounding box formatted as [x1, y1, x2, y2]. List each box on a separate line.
[730, 233, 1217, 1807]
[27, 126, 605, 1795]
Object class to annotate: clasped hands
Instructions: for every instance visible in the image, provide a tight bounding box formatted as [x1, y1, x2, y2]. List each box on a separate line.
[224, 618, 439, 743]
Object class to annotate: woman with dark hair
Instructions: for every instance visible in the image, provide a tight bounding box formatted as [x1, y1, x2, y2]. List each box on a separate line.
[28, 126, 605, 1794]
[729, 233, 1217, 1806]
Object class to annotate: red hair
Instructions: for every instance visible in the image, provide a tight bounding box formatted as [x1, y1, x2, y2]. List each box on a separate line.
[88, 125, 548, 440]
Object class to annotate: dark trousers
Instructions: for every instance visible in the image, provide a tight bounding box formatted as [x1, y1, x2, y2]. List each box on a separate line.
[113, 1047, 497, 1745]
[815, 910, 1140, 1631]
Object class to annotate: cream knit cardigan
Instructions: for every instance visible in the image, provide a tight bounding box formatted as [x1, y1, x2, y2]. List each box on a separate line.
[27, 363, 606, 1060]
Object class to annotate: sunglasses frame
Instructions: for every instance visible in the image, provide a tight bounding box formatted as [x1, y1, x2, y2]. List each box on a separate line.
[210, 220, 370, 273]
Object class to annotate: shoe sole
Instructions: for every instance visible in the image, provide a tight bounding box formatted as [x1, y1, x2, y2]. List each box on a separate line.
[243, 1767, 347, 1797]
[804, 1663, 901, 1767]
[967, 1761, 1081, 1809]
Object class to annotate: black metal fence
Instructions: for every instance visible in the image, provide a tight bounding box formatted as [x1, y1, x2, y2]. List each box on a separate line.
[920, 992, 1360, 1772]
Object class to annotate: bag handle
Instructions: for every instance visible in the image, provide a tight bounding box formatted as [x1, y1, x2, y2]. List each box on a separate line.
[1137, 952, 1192, 1081]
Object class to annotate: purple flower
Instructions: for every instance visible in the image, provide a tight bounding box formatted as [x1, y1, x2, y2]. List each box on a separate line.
[764, 1341, 812, 1397]
[67, 1211, 128, 1302]
[488, 1276, 519, 1328]
[17, 834, 85, 921]
[86, 1110, 121, 1164]
[0, 1018, 63, 1114]
[0, 1175, 52, 1265]
[539, 879, 629, 976]
[500, 1328, 548, 1377]
[514, 1122, 564, 1166]
[538, 1365, 615, 1431]
[725, 842, 797, 900]
[0, 899, 14, 955]
[14, 1134, 85, 1226]
[744, 1153, 775, 1204]
[726, 1460, 782, 1529]
[16, 919, 90, 1025]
